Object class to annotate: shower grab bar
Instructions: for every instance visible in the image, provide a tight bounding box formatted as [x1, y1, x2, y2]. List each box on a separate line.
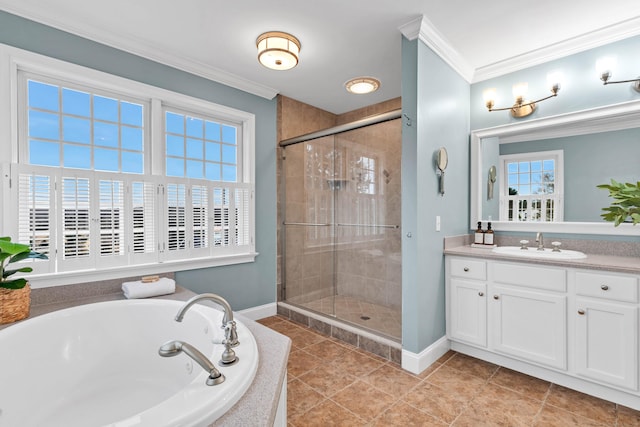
[338, 223, 399, 229]
[283, 221, 399, 229]
[283, 222, 331, 227]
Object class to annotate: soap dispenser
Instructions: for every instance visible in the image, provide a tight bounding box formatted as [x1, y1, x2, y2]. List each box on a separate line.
[474, 221, 484, 244]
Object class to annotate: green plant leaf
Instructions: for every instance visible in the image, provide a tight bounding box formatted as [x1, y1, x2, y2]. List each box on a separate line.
[0, 278, 28, 290]
[0, 239, 31, 256]
[3, 267, 33, 278]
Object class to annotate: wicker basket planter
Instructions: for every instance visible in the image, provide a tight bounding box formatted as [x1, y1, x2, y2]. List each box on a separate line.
[0, 284, 30, 325]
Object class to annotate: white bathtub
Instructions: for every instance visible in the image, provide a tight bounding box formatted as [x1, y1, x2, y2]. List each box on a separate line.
[0, 299, 259, 427]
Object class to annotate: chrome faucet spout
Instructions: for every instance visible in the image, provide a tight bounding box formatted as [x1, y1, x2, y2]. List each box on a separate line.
[535, 232, 544, 251]
[175, 293, 234, 325]
[158, 340, 225, 386]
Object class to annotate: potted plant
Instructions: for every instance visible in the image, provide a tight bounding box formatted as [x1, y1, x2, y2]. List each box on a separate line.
[597, 180, 640, 226]
[0, 237, 47, 324]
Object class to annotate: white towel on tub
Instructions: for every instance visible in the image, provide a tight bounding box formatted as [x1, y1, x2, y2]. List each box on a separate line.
[122, 277, 176, 299]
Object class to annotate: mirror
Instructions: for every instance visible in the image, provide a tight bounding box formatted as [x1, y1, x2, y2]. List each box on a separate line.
[471, 100, 640, 236]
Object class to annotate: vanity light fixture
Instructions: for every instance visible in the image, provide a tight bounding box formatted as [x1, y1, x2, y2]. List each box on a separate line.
[596, 56, 640, 92]
[256, 31, 301, 71]
[345, 77, 380, 94]
[483, 73, 562, 118]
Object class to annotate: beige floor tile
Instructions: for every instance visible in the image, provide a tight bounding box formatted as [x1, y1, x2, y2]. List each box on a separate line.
[361, 363, 422, 398]
[288, 328, 327, 349]
[287, 379, 326, 417]
[415, 361, 442, 380]
[370, 401, 447, 426]
[445, 353, 498, 380]
[304, 339, 351, 362]
[330, 380, 397, 421]
[464, 383, 542, 426]
[618, 405, 640, 427]
[490, 367, 551, 401]
[289, 399, 366, 427]
[546, 384, 617, 425]
[426, 364, 487, 401]
[329, 348, 386, 378]
[403, 381, 468, 424]
[288, 349, 322, 378]
[298, 363, 357, 397]
[436, 350, 457, 364]
[534, 404, 608, 427]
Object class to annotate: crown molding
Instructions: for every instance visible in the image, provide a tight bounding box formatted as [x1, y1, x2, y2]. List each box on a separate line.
[473, 16, 640, 83]
[399, 15, 475, 83]
[0, 3, 279, 100]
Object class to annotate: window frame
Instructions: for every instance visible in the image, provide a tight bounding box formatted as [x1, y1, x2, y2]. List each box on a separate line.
[498, 150, 564, 223]
[0, 44, 256, 288]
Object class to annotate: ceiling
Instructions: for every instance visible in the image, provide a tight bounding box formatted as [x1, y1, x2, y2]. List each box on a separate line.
[1, 0, 640, 114]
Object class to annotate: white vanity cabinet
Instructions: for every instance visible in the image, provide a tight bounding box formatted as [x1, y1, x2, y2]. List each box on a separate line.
[446, 254, 640, 409]
[574, 271, 639, 390]
[490, 262, 567, 370]
[447, 258, 487, 347]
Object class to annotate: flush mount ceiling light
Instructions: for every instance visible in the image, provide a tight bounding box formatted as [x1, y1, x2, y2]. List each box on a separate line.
[596, 56, 640, 92]
[483, 72, 563, 118]
[256, 31, 301, 71]
[345, 77, 380, 94]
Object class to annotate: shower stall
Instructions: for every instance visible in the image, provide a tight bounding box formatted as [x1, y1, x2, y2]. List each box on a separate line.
[280, 110, 402, 341]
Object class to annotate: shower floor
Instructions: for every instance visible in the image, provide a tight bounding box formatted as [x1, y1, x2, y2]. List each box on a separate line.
[299, 295, 401, 340]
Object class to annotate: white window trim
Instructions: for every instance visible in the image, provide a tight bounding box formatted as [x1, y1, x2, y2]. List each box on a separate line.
[498, 149, 564, 222]
[0, 43, 257, 289]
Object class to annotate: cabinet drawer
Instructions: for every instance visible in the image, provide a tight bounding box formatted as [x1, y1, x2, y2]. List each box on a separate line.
[449, 258, 486, 280]
[576, 271, 638, 303]
[493, 262, 566, 292]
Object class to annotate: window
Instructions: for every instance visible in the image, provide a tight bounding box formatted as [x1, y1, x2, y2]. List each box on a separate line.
[4, 52, 255, 286]
[500, 150, 563, 222]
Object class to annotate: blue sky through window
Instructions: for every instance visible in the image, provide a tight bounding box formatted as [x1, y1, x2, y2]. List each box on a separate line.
[27, 80, 144, 174]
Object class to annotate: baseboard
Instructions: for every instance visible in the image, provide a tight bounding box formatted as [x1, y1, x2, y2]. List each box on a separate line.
[238, 302, 277, 320]
[402, 336, 450, 375]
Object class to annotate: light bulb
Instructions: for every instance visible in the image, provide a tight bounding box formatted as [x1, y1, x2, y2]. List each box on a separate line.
[596, 57, 616, 82]
[547, 71, 563, 93]
[483, 88, 497, 109]
[512, 83, 528, 103]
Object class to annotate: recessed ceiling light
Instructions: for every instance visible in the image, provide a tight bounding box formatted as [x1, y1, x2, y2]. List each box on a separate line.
[345, 77, 380, 94]
[256, 31, 301, 71]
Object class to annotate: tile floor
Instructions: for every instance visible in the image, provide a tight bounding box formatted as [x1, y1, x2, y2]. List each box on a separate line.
[299, 295, 402, 340]
[258, 315, 640, 427]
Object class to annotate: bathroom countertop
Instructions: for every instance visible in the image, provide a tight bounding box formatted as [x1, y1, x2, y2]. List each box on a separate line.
[0, 285, 290, 427]
[445, 245, 640, 275]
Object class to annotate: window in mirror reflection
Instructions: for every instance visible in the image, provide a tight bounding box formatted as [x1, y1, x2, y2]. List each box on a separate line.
[500, 150, 564, 222]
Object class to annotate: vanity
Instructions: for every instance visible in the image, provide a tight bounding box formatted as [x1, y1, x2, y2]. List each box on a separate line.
[445, 246, 640, 409]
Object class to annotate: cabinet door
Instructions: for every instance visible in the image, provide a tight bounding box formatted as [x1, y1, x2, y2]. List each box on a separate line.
[575, 297, 638, 390]
[449, 279, 487, 347]
[491, 285, 567, 370]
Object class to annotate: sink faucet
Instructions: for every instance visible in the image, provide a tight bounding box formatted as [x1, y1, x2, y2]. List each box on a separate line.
[535, 232, 544, 251]
[159, 340, 225, 386]
[175, 293, 239, 365]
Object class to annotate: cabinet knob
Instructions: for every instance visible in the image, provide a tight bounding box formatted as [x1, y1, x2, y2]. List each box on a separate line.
[493, 295, 499, 300]
[478, 292, 484, 297]
[578, 309, 585, 315]
[463, 267, 469, 272]
[601, 284, 609, 291]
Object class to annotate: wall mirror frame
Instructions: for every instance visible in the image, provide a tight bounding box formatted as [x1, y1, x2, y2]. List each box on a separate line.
[471, 99, 640, 236]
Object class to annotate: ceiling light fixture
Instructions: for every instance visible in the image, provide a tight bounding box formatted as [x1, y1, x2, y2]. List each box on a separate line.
[345, 77, 380, 95]
[256, 31, 301, 71]
[483, 73, 562, 118]
[596, 56, 640, 92]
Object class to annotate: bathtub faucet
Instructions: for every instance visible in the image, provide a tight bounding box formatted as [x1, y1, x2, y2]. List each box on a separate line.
[158, 340, 225, 386]
[174, 293, 239, 364]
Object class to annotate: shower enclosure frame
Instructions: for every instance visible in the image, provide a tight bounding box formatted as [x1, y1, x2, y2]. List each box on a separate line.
[279, 108, 402, 339]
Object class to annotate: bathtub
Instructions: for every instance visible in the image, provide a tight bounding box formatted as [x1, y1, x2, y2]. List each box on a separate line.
[0, 299, 259, 427]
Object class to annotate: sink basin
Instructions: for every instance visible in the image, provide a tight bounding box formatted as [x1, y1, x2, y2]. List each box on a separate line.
[492, 246, 587, 260]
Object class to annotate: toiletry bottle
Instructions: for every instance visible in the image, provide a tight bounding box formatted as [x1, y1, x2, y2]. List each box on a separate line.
[474, 221, 484, 244]
[484, 222, 494, 245]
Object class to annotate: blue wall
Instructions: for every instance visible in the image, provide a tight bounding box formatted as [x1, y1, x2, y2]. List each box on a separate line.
[0, 11, 278, 310]
[402, 38, 470, 353]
